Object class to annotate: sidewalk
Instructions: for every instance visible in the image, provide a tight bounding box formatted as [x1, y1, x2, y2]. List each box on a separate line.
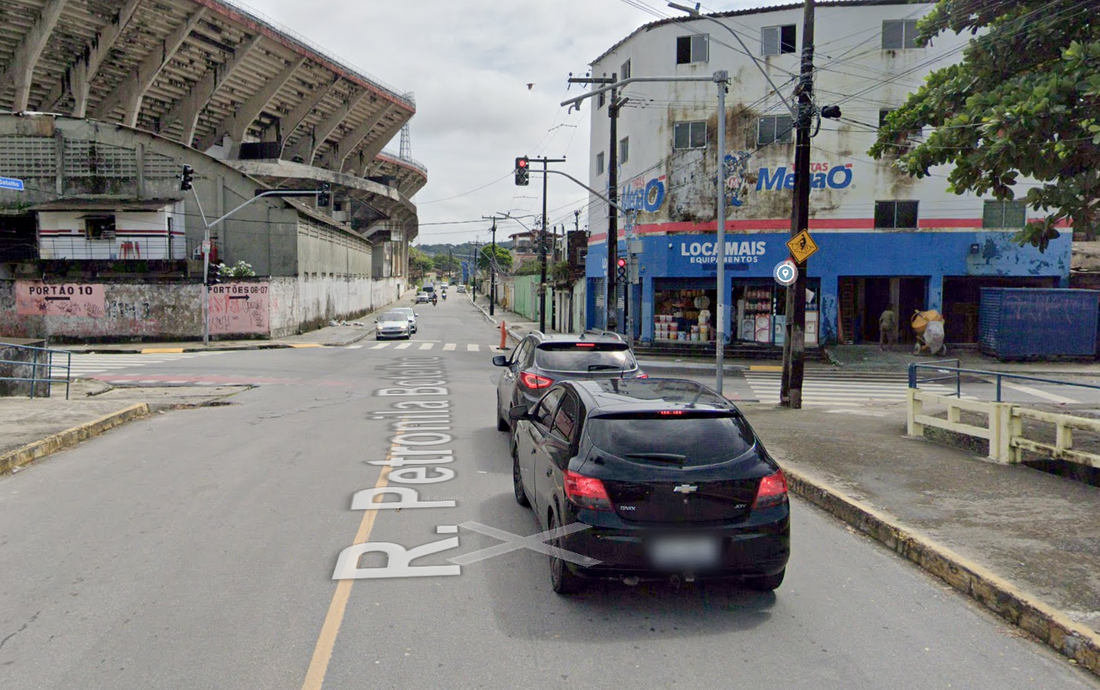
[0, 379, 243, 472]
[745, 403, 1100, 657]
[52, 293, 420, 354]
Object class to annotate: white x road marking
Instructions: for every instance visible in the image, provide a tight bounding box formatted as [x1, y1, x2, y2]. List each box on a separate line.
[447, 521, 601, 567]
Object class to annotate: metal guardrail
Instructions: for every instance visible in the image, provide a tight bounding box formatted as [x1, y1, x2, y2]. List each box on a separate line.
[0, 342, 72, 400]
[908, 361, 1100, 403]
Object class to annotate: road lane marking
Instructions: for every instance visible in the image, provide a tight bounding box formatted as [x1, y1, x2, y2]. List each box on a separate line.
[394, 343, 412, 350]
[418, 343, 434, 350]
[467, 344, 480, 352]
[346, 345, 363, 350]
[370, 343, 389, 349]
[443, 343, 456, 351]
[994, 380, 1079, 405]
[300, 456, 395, 690]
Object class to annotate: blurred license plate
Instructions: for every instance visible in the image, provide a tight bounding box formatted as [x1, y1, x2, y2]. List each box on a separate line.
[648, 536, 720, 569]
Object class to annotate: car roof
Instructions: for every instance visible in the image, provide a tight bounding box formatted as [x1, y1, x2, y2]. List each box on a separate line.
[567, 378, 736, 413]
[527, 331, 625, 346]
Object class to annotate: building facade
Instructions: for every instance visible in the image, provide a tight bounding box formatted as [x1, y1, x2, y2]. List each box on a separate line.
[585, 0, 1070, 348]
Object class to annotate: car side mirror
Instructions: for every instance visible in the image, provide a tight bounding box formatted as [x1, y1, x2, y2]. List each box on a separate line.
[414, 313, 419, 317]
[492, 355, 508, 367]
[508, 405, 530, 421]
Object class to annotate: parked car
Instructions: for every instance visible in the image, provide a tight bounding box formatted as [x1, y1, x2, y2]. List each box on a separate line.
[392, 307, 419, 333]
[375, 311, 411, 339]
[415, 292, 431, 304]
[493, 331, 645, 432]
[508, 378, 790, 594]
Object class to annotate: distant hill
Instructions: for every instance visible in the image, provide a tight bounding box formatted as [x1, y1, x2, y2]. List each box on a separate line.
[418, 241, 512, 256]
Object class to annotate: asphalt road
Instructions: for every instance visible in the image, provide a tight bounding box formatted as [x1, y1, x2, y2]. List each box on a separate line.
[1, 295, 1097, 689]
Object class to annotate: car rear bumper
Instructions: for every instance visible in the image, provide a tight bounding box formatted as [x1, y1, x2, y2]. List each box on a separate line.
[559, 515, 789, 580]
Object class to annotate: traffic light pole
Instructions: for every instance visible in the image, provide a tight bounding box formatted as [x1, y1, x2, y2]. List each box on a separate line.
[781, 0, 815, 409]
[530, 157, 566, 333]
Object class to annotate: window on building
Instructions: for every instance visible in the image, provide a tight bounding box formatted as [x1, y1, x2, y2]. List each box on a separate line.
[673, 121, 708, 150]
[879, 108, 894, 128]
[619, 136, 629, 164]
[757, 115, 794, 145]
[621, 59, 631, 81]
[882, 20, 920, 49]
[874, 200, 919, 229]
[596, 151, 605, 175]
[762, 25, 796, 56]
[598, 91, 605, 109]
[983, 200, 1028, 228]
[676, 34, 709, 64]
[84, 216, 116, 240]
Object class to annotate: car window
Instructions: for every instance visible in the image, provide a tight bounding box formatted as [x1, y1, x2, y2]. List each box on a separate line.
[535, 343, 636, 372]
[533, 388, 565, 429]
[512, 340, 533, 367]
[586, 412, 755, 467]
[551, 392, 580, 443]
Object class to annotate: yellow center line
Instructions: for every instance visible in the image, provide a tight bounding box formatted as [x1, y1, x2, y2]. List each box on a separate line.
[300, 459, 394, 690]
[141, 347, 185, 354]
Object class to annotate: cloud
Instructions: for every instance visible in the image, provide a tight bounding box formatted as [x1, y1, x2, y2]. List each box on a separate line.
[243, 0, 770, 242]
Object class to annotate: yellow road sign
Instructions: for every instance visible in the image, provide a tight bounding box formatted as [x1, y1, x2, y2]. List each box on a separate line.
[786, 230, 818, 263]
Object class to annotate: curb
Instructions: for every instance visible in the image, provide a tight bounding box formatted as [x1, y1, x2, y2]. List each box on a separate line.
[0, 403, 151, 474]
[784, 465, 1100, 677]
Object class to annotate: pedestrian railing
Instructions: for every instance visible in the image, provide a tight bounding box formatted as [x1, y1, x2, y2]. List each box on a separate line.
[907, 362, 1100, 467]
[0, 342, 72, 400]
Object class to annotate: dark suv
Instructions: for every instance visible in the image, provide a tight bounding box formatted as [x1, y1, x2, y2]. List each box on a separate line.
[493, 331, 646, 432]
[508, 378, 790, 594]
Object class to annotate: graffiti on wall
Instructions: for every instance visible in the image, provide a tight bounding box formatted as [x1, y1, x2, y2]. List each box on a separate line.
[724, 152, 754, 207]
[209, 282, 269, 335]
[621, 175, 667, 214]
[16, 283, 107, 317]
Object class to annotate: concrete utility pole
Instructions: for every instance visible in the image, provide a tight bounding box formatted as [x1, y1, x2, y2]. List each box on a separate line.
[530, 156, 566, 333]
[485, 217, 498, 315]
[781, 0, 815, 409]
[568, 74, 619, 332]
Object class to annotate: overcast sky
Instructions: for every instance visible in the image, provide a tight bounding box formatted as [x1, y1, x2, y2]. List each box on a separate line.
[248, 0, 782, 245]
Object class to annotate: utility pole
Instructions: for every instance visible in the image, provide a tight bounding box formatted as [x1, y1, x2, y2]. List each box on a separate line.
[472, 239, 479, 299]
[781, 0, 816, 409]
[568, 73, 619, 332]
[489, 218, 498, 315]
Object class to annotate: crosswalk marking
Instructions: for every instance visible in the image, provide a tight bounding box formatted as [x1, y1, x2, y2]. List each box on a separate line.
[467, 344, 480, 352]
[443, 343, 456, 351]
[743, 371, 967, 407]
[346, 345, 363, 350]
[394, 342, 412, 350]
[418, 343, 434, 350]
[370, 343, 389, 349]
[63, 351, 225, 378]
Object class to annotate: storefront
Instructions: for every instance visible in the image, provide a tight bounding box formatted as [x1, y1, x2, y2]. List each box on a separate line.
[586, 230, 1071, 348]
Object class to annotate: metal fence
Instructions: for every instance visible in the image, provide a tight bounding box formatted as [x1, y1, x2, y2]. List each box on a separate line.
[908, 360, 1100, 403]
[0, 342, 72, 399]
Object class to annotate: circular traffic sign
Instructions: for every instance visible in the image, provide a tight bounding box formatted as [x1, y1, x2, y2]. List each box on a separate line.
[773, 260, 798, 287]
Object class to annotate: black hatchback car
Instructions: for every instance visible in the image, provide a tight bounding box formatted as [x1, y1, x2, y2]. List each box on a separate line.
[508, 378, 790, 594]
[493, 331, 646, 432]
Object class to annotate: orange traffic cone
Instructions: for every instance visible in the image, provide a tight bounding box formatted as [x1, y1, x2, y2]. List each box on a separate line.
[499, 321, 507, 349]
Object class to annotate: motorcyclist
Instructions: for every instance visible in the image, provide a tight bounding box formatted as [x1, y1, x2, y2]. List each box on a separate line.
[431, 293, 438, 306]
[442, 290, 447, 301]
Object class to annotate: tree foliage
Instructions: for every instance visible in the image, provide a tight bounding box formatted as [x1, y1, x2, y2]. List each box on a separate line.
[870, 0, 1100, 250]
[514, 258, 542, 275]
[409, 246, 433, 278]
[478, 245, 513, 271]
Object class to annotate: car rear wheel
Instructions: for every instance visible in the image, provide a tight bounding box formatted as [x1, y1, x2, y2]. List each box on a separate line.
[744, 568, 785, 592]
[548, 512, 584, 594]
[496, 400, 510, 432]
[512, 444, 529, 507]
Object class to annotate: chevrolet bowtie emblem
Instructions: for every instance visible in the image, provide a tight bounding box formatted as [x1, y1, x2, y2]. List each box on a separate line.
[673, 484, 698, 494]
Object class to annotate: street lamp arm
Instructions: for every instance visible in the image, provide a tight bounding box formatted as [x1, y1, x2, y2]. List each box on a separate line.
[561, 75, 715, 111]
[667, 2, 797, 118]
[537, 169, 627, 214]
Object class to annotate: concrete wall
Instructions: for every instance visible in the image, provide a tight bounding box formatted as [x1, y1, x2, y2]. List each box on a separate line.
[297, 216, 373, 277]
[267, 275, 405, 338]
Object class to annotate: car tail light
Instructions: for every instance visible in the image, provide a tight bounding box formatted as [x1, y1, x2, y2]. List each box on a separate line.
[564, 470, 613, 511]
[575, 343, 595, 347]
[519, 372, 553, 389]
[635, 373, 649, 379]
[752, 470, 789, 509]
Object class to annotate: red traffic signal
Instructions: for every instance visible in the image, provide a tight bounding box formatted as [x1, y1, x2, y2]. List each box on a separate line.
[514, 156, 530, 186]
[617, 258, 627, 268]
[517, 158, 528, 168]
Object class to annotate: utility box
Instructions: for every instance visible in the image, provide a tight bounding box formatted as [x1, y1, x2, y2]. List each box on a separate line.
[979, 288, 1099, 360]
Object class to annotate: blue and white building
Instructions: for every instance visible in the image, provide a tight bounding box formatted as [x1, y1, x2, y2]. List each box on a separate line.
[585, 0, 1070, 347]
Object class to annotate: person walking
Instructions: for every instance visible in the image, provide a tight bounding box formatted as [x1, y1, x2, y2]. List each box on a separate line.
[879, 308, 898, 351]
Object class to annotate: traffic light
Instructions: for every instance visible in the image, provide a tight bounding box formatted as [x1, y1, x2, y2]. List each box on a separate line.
[180, 165, 194, 191]
[317, 182, 331, 208]
[616, 257, 627, 282]
[206, 262, 222, 287]
[514, 157, 529, 186]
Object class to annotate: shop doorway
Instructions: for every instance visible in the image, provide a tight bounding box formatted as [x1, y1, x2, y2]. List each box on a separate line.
[653, 281, 718, 344]
[838, 277, 928, 345]
[941, 276, 1057, 343]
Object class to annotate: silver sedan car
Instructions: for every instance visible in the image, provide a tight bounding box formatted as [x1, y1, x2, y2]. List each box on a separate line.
[375, 311, 411, 340]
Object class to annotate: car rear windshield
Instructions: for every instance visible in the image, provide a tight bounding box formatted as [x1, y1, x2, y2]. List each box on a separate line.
[535, 343, 636, 372]
[380, 312, 405, 321]
[587, 412, 755, 467]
